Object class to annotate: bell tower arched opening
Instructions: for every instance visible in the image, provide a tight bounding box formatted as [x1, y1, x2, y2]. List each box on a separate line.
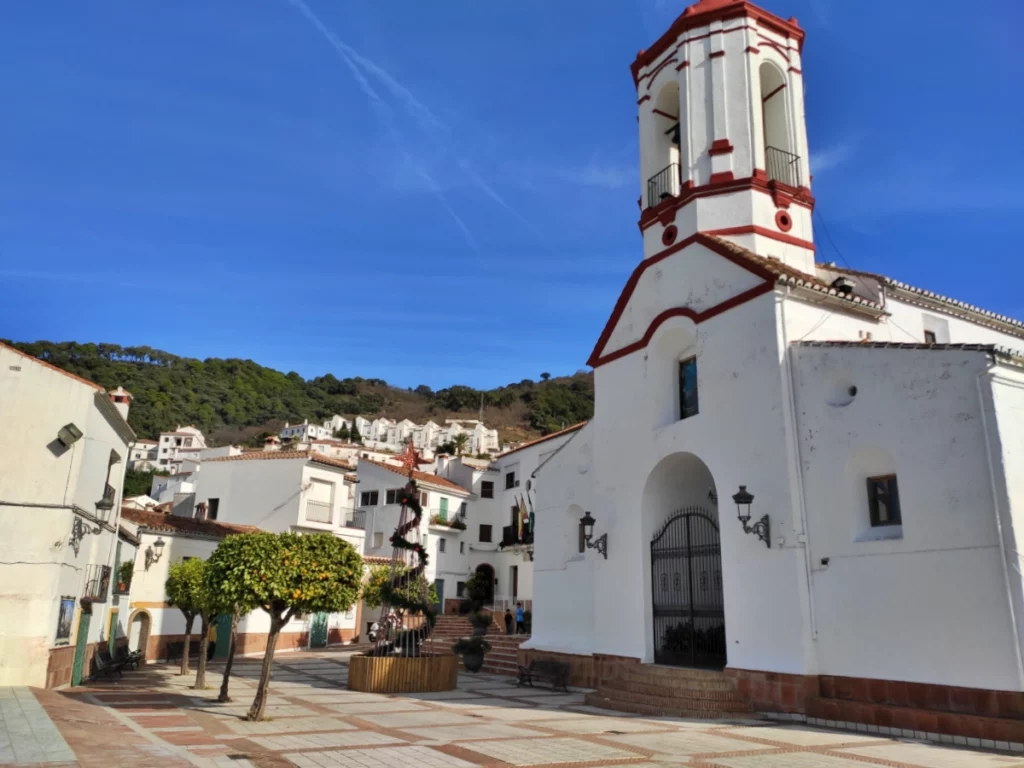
[648, 82, 681, 205]
[759, 62, 799, 188]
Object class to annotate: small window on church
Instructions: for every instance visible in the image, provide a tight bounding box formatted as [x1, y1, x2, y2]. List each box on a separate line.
[923, 330, 937, 344]
[679, 358, 699, 420]
[867, 475, 901, 527]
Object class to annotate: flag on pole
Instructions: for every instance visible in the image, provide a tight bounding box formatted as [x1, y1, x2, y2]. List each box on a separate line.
[518, 495, 528, 538]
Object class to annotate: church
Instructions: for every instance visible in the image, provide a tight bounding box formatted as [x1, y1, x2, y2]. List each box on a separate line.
[523, 0, 1024, 744]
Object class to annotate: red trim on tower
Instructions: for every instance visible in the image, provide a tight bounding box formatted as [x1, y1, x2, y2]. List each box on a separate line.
[745, 46, 760, 54]
[709, 139, 734, 156]
[638, 174, 815, 231]
[675, 60, 690, 70]
[762, 83, 787, 102]
[637, 95, 651, 105]
[709, 171, 735, 183]
[755, 37, 791, 62]
[632, 2, 805, 85]
[653, 109, 679, 120]
[586, 233, 777, 368]
[702, 225, 814, 251]
[644, 57, 679, 90]
[774, 210, 793, 232]
[709, 50, 726, 59]
[789, 66, 802, 74]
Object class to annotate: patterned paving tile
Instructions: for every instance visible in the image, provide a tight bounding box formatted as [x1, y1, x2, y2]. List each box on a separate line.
[248, 730, 404, 751]
[189, 703, 319, 719]
[703, 754, 892, 768]
[400, 723, 547, 742]
[837, 742, 1024, 768]
[223, 715, 354, 735]
[604, 730, 761, 756]
[458, 736, 644, 766]
[353, 710, 480, 728]
[472, 704, 579, 720]
[285, 744, 478, 768]
[324, 701, 431, 715]
[540, 717, 672, 734]
[721, 725, 886, 746]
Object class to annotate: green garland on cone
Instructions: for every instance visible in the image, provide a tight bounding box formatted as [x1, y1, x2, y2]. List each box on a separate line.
[380, 479, 437, 628]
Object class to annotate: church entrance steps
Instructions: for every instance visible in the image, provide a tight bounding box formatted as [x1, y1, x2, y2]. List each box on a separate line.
[585, 663, 752, 719]
[420, 631, 529, 677]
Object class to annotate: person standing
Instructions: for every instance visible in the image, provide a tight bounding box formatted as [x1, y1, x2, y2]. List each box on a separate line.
[207, 622, 218, 661]
[515, 602, 525, 635]
[504, 609, 514, 635]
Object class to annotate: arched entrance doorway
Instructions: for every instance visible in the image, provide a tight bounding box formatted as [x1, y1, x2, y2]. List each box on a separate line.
[128, 610, 151, 656]
[642, 452, 725, 669]
[474, 564, 495, 604]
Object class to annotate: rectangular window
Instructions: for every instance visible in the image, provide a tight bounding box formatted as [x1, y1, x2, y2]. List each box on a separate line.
[361, 490, 379, 507]
[456, 581, 466, 597]
[479, 524, 493, 543]
[439, 497, 448, 521]
[422, 533, 428, 546]
[460, 541, 465, 554]
[511, 504, 519, 527]
[481, 481, 494, 499]
[505, 471, 516, 490]
[373, 531, 384, 548]
[438, 538, 446, 553]
[867, 475, 901, 527]
[385, 489, 398, 505]
[208, 498, 219, 521]
[924, 330, 937, 344]
[55, 597, 75, 643]
[419, 491, 429, 506]
[679, 357, 699, 420]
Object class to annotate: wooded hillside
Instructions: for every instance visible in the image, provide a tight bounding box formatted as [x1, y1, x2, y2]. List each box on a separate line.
[5, 340, 593, 445]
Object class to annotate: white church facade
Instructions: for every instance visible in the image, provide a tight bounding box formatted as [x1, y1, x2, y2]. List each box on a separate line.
[525, 0, 1024, 742]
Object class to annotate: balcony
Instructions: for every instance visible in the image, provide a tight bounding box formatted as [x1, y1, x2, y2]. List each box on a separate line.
[765, 146, 802, 188]
[646, 163, 680, 208]
[305, 500, 333, 524]
[500, 525, 534, 549]
[83, 564, 111, 602]
[429, 513, 467, 531]
[344, 510, 367, 530]
[95, 484, 116, 512]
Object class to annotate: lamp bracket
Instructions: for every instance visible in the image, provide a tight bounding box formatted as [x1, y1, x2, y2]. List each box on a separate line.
[739, 514, 771, 549]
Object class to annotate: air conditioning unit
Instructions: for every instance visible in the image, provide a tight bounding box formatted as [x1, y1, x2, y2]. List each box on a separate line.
[57, 423, 83, 448]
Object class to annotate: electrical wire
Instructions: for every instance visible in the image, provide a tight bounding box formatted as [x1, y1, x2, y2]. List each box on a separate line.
[814, 207, 853, 269]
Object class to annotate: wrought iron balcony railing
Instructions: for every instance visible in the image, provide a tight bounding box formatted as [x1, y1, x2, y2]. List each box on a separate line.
[646, 163, 680, 208]
[765, 146, 802, 188]
[304, 499, 333, 524]
[344, 509, 367, 529]
[83, 564, 111, 602]
[500, 525, 534, 549]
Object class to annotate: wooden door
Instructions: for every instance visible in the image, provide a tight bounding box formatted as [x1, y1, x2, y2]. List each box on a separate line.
[107, 609, 119, 654]
[71, 608, 92, 686]
[214, 614, 232, 660]
[310, 612, 329, 648]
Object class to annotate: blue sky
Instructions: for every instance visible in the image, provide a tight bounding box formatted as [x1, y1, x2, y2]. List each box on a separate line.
[1, 0, 1021, 389]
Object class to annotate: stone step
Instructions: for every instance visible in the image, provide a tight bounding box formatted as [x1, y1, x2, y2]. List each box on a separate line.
[584, 692, 751, 720]
[594, 683, 748, 708]
[599, 676, 740, 696]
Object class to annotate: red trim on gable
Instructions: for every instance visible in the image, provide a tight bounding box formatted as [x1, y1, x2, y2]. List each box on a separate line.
[709, 50, 726, 59]
[675, 60, 690, 70]
[586, 233, 777, 367]
[703, 225, 815, 252]
[593, 283, 774, 367]
[755, 36, 791, 62]
[709, 171, 735, 183]
[637, 95, 651, 105]
[638, 174, 815, 231]
[709, 139, 734, 156]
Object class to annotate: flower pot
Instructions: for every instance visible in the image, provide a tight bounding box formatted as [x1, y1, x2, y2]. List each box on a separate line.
[461, 651, 484, 673]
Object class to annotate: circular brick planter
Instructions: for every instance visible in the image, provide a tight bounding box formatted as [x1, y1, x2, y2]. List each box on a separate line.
[347, 654, 458, 693]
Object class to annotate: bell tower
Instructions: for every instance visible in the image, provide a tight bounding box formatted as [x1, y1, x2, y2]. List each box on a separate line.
[635, 0, 815, 275]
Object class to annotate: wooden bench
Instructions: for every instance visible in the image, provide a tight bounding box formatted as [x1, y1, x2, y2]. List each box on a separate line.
[92, 650, 127, 680]
[517, 659, 570, 692]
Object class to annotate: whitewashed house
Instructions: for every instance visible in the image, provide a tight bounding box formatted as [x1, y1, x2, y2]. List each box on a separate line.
[157, 425, 207, 473]
[323, 414, 353, 435]
[129, 439, 159, 471]
[0, 342, 134, 688]
[281, 419, 333, 443]
[524, 0, 1024, 741]
[356, 458, 473, 615]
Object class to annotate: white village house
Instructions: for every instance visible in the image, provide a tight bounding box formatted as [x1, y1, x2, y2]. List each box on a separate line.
[0, 342, 135, 688]
[524, 0, 1024, 742]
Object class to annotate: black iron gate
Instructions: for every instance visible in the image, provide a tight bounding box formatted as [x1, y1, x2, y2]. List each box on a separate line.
[651, 507, 726, 668]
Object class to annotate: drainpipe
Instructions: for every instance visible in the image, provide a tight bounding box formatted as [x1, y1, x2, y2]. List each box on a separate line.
[778, 289, 818, 646]
[976, 359, 1024, 690]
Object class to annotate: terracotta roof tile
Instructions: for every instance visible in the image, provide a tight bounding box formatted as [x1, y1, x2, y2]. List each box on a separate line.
[794, 340, 1024, 360]
[120, 507, 260, 538]
[497, 422, 588, 459]
[358, 458, 471, 496]
[205, 450, 354, 471]
[706, 236, 885, 312]
[0, 341, 105, 391]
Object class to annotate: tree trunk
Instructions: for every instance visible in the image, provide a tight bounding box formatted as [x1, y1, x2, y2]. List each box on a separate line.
[218, 609, 240, 703]
[247, 618, 282, 721]
[194, 614, 211, 690]
[180, 614, 195, 675]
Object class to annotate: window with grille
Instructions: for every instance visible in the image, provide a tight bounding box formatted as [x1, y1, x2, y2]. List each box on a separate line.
[867, 475, 901, 527]
[679, 357, 699, 420]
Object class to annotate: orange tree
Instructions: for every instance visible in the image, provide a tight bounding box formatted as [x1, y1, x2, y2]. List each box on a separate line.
[207, 531, 362, 720]
[165, 558, 205, 676]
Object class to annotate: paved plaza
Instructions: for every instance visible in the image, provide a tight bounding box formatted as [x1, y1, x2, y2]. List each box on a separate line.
[5, 649, 1024, 768]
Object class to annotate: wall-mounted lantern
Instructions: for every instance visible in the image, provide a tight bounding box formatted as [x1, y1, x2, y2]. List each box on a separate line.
[579, 510, 608, 559]
[733, 486, 770, 548]
[144, 537, 166, 570]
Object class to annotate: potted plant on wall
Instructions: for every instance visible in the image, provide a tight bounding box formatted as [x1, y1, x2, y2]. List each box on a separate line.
[452, 637, 491, 673]
[117, 561, 134, 593]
